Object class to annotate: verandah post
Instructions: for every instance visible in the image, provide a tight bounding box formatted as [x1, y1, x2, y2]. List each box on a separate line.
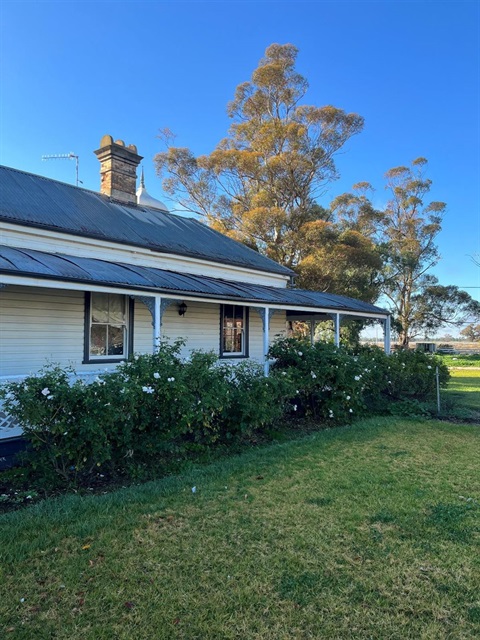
[334, 313, 340, 347]
[153, 295, 162, 352]
[383, 315, 391, 355]
[263, 306, 270, 376]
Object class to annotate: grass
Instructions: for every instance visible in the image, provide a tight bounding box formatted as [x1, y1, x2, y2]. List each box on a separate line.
[437, 353, 480, 368]
[1, 417, 479, 639]
[444, 369, 480, 412]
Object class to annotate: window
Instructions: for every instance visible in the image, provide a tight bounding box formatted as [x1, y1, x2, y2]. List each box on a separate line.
[84, 292, 133, 362]
[221, 305, 248, 357]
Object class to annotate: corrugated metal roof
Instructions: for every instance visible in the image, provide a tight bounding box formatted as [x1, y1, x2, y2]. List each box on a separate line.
[0, 165, 293, 277]
[0, 246, 388, 316]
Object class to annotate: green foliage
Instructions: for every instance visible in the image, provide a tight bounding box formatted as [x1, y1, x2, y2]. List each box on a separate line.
[223, 361, 291, 437]
[0, 340, 451, 488]
[0, 365, 117, 485]
[378, 348, 449, 400]
[0, 344, 292, 486]
[269, 338, 449, 418]
[269, 338, 374, 422]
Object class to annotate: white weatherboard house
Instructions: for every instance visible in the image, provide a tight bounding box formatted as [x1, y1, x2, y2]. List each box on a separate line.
[0, 135, 391, 453]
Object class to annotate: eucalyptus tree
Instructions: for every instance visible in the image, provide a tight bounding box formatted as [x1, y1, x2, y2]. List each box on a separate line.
[155, 43, 364, 270]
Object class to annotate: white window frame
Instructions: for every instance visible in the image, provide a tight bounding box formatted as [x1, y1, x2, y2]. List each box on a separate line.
[220, 304, 249, 358]
[84, 292, 133, 363]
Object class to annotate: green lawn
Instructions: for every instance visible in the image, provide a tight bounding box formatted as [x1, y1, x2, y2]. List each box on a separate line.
[1, 418, 479, 639]
[438, 354, 480, 368]
[445, 369, 480, 411]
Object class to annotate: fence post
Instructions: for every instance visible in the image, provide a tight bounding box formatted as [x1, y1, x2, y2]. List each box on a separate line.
[436, 366, 441, 414]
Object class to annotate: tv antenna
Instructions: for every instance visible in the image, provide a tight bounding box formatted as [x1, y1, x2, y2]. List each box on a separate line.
[41, 152, 81, 186]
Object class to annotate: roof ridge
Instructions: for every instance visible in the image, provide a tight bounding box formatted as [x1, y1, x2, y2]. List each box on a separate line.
[0, 164, 103, 197]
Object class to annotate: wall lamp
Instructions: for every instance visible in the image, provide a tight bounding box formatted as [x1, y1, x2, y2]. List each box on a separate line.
[178, 302, 188, 316]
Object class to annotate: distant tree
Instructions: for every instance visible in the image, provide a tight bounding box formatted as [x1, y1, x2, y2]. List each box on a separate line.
[378, 158, 446, 345]
[460, 323, 480, 342]
[405, 276, 480, 340]
[155, 43, 365, 274]
[334, 158, 479, 344]
[436, 333, 457, 342]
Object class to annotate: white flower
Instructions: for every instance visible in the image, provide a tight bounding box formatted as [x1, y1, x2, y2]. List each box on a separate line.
[293, 404, 298, 411]
[41, 388, 50, 396]
[297, 351, 303, 356]
[47, 395, 54, 400]
[354, 376, 361, 381]
[349, 408, 353, 413]
[120, 388, 125, 394]
[311, 371, 317, 379]
[142, 386, 154, 394]
[192, 486, 196, 493]
[282, 371, 287, 376]
[346, 395, 351, 401]
[427, 365, 432, 369]
[167, 377, 175, 382]
[153, 372, 160, 379]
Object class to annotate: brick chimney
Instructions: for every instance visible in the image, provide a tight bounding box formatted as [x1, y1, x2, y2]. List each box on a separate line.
[94, 135, 143, 205]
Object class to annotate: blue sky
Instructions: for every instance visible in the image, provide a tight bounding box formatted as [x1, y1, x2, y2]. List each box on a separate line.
[1, 0, 479, 314]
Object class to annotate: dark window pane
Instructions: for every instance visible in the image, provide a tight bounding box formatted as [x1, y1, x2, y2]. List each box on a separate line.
[90, 324, 107, 356]
[107, 326, 125, 356]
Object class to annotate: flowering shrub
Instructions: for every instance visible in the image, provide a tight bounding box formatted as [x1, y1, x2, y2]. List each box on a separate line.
[0, 343, 292, 484]
[352, 345, 450, 410]
[0, 339, 450, 486]
[0, 365, 117, 483]
[269, 338, 450, 419]
[268, 338, 367, 422]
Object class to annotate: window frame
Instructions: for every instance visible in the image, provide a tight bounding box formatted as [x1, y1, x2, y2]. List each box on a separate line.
[219, 304, 249, 359]
[83, 292, 134, 364]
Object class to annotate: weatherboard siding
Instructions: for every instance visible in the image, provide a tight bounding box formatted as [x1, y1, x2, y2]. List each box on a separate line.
[0, 287, 287, 377]
[0, 287, 149, 376]
[162, 302, 286, 362]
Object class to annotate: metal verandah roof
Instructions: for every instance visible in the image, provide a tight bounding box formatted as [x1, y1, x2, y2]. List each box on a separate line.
[0, 246, 389, 317]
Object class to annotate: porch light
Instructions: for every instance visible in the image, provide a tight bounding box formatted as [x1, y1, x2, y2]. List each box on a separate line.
[178, 302, 188, 316]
